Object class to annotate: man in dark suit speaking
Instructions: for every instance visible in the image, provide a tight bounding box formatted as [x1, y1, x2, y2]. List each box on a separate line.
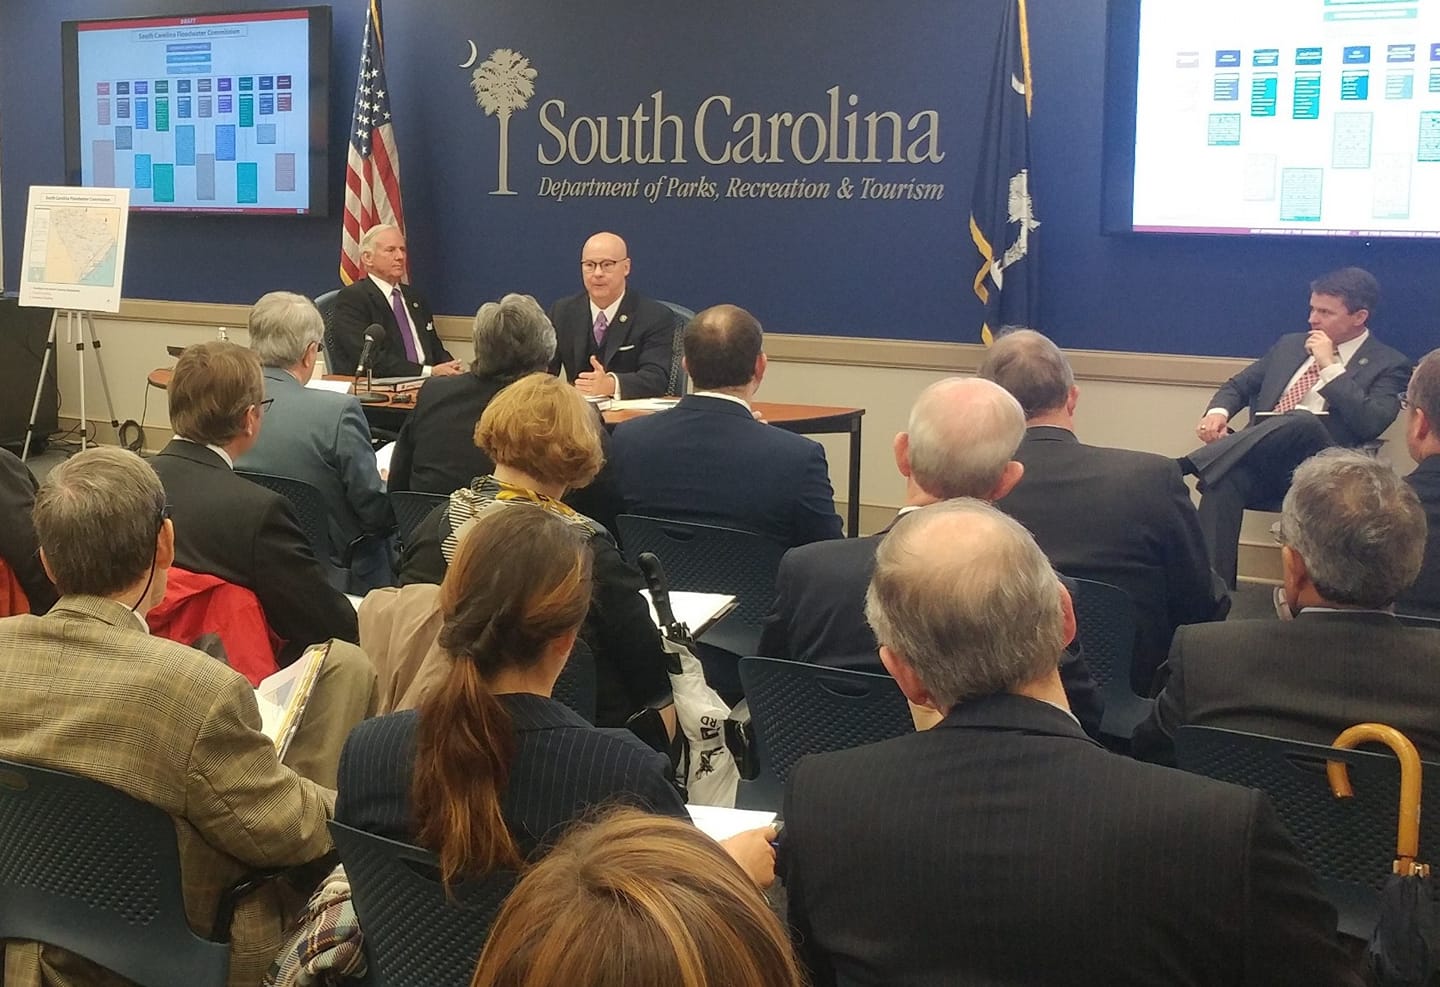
[780, 499, 1359, 987]
[1184, 267, 1410, 587]
[548, 231, 675, 399]
[330, 224, 461, 378]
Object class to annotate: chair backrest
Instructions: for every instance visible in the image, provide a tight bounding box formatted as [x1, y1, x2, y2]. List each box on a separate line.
[655, 299, 694, 397]
[0, 758, 231, 987]
[1396, 613, 1440, 630]
[614, 515, 787, 629]
[1175, 726, 1440, 894]
[738, 656, 913, 783]
[314, 289, 342, 364]
[390, 490, 450, 547]
[551, 638, 597, 724]
[236, 470, 335, 566]
[329, 821, 517, 987]
[1067, 576, 1137, 692]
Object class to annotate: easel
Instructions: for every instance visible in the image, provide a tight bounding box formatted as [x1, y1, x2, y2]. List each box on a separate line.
[21, 309, 120, 462]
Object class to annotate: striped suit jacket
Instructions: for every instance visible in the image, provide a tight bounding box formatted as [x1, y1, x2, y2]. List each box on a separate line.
[782, 693, 1361, 987]
[335, 693, 687, 857]
[0, 596, 335, 987]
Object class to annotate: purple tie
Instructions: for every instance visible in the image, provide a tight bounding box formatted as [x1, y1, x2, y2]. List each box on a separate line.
[392, 287, 420, 363]
[593, 311, 609, 348]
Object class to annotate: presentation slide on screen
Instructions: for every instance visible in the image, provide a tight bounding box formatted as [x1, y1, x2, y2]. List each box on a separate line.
[74, 10, 314, 213]
[1132, 0, 1440, 237]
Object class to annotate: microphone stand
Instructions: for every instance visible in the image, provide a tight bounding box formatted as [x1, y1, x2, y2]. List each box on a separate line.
[355, 350, 388, 405]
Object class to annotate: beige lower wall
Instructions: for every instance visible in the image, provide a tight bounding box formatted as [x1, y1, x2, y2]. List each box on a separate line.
[53, 299, 1414, 583]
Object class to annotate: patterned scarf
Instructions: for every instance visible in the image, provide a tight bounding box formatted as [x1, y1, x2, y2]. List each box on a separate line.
[439, 475, 597, 565]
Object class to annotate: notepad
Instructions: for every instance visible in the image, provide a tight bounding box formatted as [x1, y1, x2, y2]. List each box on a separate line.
[253, 641, 329, 758]
[687, 804, 777, 841]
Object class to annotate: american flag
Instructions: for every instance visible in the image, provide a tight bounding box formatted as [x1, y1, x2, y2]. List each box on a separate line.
[340, 0, 405, 284]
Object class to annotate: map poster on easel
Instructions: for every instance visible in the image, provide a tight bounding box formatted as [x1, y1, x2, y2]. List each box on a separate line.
[18, 185, 129, 314]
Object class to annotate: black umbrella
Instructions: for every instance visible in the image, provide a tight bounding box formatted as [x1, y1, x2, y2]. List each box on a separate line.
[1327, 723, 1438, 987]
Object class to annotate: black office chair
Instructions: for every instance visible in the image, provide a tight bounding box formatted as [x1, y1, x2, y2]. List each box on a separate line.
[237, 470, 385, 582]
[313, 289, 342, 366]
[1396, 612, 1440, 630]
[1174, 725, 1440, 938]
[655, 299, 694, 397]
[329, 822, 517, 987]
[1068, 576, 1154, 747]
[390, 490, 449, 548]
[0, 758, 272, 987]
[737, 657, 913, 809]
[614, 515, 788, 698]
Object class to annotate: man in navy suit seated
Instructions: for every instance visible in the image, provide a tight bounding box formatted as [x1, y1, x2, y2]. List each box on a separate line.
[1397, 348, 1440, 617]
[1183, 267, 1411, 587]
[608, 304, 843, 547]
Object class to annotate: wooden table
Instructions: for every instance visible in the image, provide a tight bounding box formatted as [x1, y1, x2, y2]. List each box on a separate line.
[149, 368, 867, 535]
[606, 401, 866, 537]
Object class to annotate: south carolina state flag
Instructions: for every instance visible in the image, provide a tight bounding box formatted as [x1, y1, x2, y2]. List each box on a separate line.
[969, 0, 1040, 345]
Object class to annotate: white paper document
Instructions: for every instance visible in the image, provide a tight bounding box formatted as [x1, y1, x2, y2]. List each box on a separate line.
[687, 804, 777, 842]
[253, 642, 328, 757]
[610, 397, 681, 411]
[641, 589, 737, 637]
[306, 377, 353, 394]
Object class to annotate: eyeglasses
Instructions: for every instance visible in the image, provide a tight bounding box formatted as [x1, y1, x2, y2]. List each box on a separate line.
[256, 398, 275, 414]
[581, 259, 625, 274]
[1401, 396, 1413, 411]
[1269, 520, 1286, 546]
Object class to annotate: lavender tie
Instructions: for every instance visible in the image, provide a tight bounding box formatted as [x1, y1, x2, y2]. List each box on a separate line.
[392, 287, 420, 363]
[593, 311, 609, 348]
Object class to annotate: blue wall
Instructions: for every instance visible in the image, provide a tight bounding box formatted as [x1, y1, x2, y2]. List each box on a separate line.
[2, 0, 1436, 357]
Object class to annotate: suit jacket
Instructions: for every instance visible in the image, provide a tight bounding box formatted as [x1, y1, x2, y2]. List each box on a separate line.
[335, 695, 687, 858]
[387, 372, 507, 495]
[151, 440, 359, 657]
[757, 510, 1104, 739]
[0, 596, 333, 987]
[996, 426, 1226, 692]
[1134, 611, 1440, 765]
[547, 289, 675, 398]
[329, 278, 453, 377]
[782, 692, 1360, 987]
[1398, 455, 1440, 617]
[237, 368, 395, 557]
[0, 448, 57, 614]
[610, 394, 843, 547]
[1207, 331, 1411, 448]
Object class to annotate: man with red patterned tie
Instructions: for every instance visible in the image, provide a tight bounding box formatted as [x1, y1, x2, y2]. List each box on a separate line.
[330, 224, 462, 379]
[548, 232, 678, 400]
[1183, 267, 1410, 588]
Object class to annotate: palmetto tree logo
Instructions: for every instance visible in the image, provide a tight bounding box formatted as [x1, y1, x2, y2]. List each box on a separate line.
[470, 48, 537, 196]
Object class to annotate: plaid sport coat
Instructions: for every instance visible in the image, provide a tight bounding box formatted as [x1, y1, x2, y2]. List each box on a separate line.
[0, 595, 335, 987]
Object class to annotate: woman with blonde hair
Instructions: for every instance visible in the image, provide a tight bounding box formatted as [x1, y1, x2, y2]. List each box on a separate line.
[393, 371, 674, 735]
[471, 808, 806, 987]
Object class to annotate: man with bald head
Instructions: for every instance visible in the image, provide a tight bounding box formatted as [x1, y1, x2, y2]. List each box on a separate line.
[548, 231, 678, 399]
[758, 376, 1102, 735]
[609, 303, 842, 547]
[979, 329, 1226, 694]
[780, 500, 1360, 987]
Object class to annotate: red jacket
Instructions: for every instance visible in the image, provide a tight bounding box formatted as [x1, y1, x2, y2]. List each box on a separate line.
[147, 567, 280, 685]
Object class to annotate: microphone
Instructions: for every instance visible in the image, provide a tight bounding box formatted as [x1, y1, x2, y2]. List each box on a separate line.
[637, 551, 691, 648]
[355, 324, 389, 404]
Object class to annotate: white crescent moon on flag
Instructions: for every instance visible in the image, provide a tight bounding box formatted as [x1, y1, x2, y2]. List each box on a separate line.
[460, 40, 479, 69]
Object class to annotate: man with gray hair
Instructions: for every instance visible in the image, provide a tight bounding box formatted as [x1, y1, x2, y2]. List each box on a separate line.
[979, 329, 1226, 694]
[1134, 448, 1440, 764]
[780, 499, 1361, 987]
[0, 447, 374, 987]
[758, 376, 1101, 735]
[330, 224, 461, 378]
[239, 291, 396, 591]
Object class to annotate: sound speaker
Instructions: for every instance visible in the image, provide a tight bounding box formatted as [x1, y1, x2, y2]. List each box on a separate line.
[0, 299, 58, 452]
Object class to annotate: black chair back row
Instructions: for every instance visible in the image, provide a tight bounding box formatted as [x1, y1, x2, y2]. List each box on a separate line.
[1175, 725, 1440, 938]
[1067, 577, 1156, 746]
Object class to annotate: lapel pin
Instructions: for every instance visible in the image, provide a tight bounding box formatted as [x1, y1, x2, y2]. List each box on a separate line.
[1359, 357, 1369, 366]
[619, 314, 629, 323]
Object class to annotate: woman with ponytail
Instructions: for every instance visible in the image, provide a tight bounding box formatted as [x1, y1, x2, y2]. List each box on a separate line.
[335, 505, 686, 877]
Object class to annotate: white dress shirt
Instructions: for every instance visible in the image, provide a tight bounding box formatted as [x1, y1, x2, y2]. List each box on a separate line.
[1209, 329, 1370, 419]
